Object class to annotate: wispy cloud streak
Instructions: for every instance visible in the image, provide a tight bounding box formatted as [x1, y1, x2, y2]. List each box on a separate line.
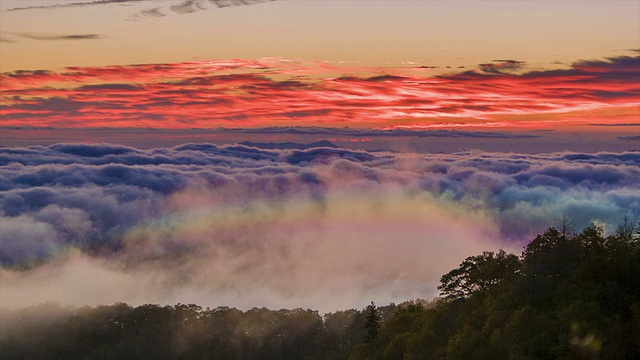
[3, 0, 144, 12]
[1, 56, 638, 130]
[3, 0, 276, 19]
[1, 32, 103, 42]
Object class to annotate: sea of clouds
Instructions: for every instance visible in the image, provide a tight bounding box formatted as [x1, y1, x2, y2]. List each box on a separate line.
[1, 143, 638, 312]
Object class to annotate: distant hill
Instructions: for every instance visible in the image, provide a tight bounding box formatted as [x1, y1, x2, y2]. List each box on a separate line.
[239, 140, 339, 150]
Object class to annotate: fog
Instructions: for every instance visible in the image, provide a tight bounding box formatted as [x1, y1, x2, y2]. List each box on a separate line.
[1, 144, 638, 312]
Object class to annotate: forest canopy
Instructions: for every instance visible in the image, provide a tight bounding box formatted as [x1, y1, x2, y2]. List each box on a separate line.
[1, 220, 639, 359]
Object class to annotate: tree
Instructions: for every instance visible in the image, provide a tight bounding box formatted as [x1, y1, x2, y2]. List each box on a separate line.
[616, 215, 638, 243]
[557, 216, 577, 238]
[438, 250, 520, 300]
[363, 302, 380, 344]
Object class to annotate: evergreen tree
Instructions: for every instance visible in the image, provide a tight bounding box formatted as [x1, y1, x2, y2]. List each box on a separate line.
[363, 302, 380, 344]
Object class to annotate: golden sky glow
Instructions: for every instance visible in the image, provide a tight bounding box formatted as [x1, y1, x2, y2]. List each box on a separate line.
[1, 1, 638, 71]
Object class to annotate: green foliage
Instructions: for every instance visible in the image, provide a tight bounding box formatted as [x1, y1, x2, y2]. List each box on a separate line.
[363, 302, 380, 344]
[364, 221, 640, 359]
[438, 250, 520, 300]
[0, 305, 327, 360]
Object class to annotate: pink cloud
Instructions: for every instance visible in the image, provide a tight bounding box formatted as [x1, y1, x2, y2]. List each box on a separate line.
[1, 56, 638, 130]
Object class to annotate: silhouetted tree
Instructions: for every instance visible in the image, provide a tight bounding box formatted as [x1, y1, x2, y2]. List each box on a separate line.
[557, 215, 577, 238]
[616, 215, 638, 242]
[438, 250, 520, 300]
[363, 302, 380, 344]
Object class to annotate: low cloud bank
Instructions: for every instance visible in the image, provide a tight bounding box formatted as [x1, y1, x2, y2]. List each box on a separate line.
[1, 144, 638, 311]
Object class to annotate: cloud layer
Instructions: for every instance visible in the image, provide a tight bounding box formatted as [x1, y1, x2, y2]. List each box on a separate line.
[1, 56, 638, 130]
[1, 143, 638, 311]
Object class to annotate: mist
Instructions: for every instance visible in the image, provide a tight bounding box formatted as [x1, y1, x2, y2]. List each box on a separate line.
[1, 144, 638, 312]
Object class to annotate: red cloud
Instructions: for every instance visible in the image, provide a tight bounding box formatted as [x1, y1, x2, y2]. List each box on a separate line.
[1, 56, 638, 130]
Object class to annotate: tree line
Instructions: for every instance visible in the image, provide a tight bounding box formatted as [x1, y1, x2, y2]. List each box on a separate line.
[353, 218, 640, 359]
[1, 219, 638, 359]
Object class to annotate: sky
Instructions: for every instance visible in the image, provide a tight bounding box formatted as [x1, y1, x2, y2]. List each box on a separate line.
[0, 0, 639, 312]
[1, 0, 638, 71]
[0, 0, 639, 148]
